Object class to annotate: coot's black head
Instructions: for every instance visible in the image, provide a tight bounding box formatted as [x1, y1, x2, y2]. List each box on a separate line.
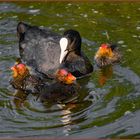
[63, 29, 81, 54]
[59, 29, 82, 64]
[17, 22, 31, 42]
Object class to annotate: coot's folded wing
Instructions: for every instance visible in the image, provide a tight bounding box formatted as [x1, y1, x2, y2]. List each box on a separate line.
[35, 36, 61, 75]
[18, 22, 62, 76]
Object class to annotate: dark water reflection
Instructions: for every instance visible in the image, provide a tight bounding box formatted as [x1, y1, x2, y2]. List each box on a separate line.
[0, 2, 140, 138]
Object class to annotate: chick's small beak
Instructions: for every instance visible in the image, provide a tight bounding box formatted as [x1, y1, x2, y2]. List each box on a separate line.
[68, 73, 76, 81]
[65, 73, 76, 84]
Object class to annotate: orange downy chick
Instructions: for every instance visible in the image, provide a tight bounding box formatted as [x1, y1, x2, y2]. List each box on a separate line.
[11, 63, 29, 79]
[56, 69, 76, 84]
[95, 44, 114, 59]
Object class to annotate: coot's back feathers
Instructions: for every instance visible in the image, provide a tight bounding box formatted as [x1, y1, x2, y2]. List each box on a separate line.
[17, 22, 62, 76]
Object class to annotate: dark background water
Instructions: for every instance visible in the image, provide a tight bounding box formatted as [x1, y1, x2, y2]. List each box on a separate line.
[0, 2, 140, 138]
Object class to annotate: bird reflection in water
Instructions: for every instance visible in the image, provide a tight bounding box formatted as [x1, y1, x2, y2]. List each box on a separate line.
[12, 86, 78, 136]
[98, 65, 113, 86]
[12, 89, 29, 109]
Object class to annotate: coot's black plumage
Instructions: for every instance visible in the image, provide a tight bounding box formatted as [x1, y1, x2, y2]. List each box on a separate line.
[17, 22, 93, 78]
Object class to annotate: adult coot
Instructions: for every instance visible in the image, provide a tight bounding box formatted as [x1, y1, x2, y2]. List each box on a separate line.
[17, 22, 93, 78]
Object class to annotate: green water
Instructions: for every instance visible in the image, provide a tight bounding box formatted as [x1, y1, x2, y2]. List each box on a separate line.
[0, 2, 140, 138]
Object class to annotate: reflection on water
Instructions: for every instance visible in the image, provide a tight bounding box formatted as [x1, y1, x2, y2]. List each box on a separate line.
[13, 90, 29, 109]
[98, 65, 113, 86]
[0, 2, 140, 138]
[59, 104, 73, 136]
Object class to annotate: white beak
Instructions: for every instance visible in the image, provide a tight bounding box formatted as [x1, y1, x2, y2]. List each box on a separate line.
[59, 37, 68, 64]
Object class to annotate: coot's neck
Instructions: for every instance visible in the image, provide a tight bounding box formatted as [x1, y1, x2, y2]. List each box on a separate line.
[62, 47, 80, 63]
[67, 38, 81, 56]
[67, 47, 81, 55]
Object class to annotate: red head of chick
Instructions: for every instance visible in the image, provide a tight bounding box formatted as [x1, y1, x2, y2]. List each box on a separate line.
[10, 63, 30, 90]
[11, 63, 29, 79]
[55, 69, 76, 85]
[10, 63, 45, 92]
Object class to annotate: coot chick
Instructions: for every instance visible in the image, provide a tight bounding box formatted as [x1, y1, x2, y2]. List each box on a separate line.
[10, 63, 43, 93]
[94, 43, 121, 67]
[17, 22, 93, 78]
[38, 69, 79, 103]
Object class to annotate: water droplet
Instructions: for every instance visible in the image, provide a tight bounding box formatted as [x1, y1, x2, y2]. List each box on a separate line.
[126, 49, 132, 52]
[136, 26, 140, 30]
[122, 45, 127, 48]
[73, 25, 78, 27]
[93, 10, 99, 14]
[118, 40, 124, 44]
[83, 14, 88, 18]
[132, 35, 137, 38]
[12, 16, 17, 18]
[56, 13, 63, 17]
[67, 3, 72, 6]
[127, 16, 131, 19]
[29, 5, 34, 8]
[91, 21, 97, 24]
[39, 25, 44, 28]
[59, 28, 65, 31]
[132, 104, 135, 109]
[29, 9, 40, 13]
[124, 110, 131, 115]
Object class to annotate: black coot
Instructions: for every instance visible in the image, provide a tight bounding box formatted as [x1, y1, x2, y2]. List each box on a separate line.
[17, 22, 93, 78]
